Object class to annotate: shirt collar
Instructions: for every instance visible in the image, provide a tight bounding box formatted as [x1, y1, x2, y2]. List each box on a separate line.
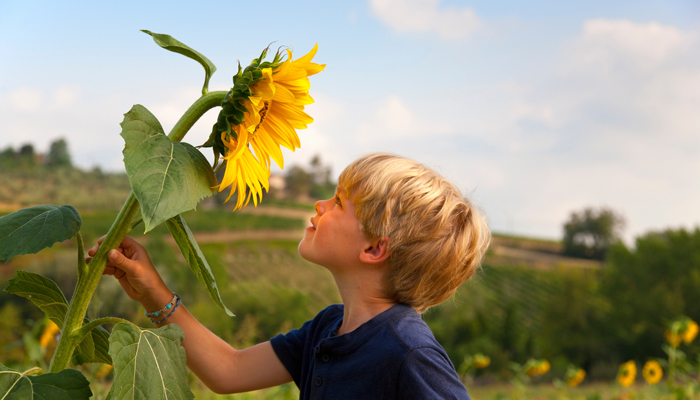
[318, 303, 416, 355]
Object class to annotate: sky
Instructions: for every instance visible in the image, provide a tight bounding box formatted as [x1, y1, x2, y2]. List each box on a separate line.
[1, 0, 699, 243]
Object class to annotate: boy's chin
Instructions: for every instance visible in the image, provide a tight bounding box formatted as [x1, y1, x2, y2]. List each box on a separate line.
[297, 238, 311, 260]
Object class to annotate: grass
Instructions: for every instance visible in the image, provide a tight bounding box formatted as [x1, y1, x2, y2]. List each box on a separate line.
[467, 382, 698, 400]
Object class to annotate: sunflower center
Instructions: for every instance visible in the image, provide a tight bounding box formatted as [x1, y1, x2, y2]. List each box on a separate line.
[252, 100, 271, 135]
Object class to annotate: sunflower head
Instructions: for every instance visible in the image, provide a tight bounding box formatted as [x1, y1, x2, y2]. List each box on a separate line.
[473, 354, 491, 369]
[39, 320, 60, 348]
[525, 359, 551, 376]
[203, 46, 288, 167]
[565, 366, 586, 387]
[682, 320, 699, 344]
[204, 44, 324, 211]
[666, 316, 699, 347]
[617, 360, 637, 387]
[642, 360, 663, 385]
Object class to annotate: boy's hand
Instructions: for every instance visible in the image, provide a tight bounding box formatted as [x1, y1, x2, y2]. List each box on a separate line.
[87, 236, 173, 312]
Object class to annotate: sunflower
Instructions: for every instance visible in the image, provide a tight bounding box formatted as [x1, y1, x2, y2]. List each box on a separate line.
[238, 44, 324, 169]
[682, 320, 699, 344]
[207, 45, 324, 210]
[94, 364, 114, 379]
[473, 354, 490, 369]
[665, 329, 682, 348]
[566, 368, 586, 387]
[618, 360, 637, 387]
[218, 131, 270, 210]
[525, 359, 551, 376]
[39, 320, 60, 348]
[642, 360, 663, 385]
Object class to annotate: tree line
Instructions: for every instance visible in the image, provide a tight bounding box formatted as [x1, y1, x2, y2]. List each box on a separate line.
[1, 139, 72, 170]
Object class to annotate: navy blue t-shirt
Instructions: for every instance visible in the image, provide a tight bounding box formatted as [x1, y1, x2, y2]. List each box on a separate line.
[270, 303, 470, 399]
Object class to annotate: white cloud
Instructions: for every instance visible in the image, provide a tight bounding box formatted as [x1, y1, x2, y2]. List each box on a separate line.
[370, 0, 482, 40]
[381, 19, 700, 241]
[50, 86, 81, 110]
[355, 95, 451, 144]
[564, 19, 696, 73]
[10, 87, 43, 111]
[492, 19, 700, 240]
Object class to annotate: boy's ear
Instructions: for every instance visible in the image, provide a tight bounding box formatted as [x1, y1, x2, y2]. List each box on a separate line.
[359, 237, 390, 264]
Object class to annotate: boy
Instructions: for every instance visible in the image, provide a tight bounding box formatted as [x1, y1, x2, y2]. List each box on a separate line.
[89, 153, 491, 399]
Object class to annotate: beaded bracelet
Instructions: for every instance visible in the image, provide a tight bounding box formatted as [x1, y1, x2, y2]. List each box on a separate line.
[150, 296, 181, 324]
[144, 293, 179, 318]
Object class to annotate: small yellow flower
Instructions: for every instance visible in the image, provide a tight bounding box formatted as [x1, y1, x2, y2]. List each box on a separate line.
[618, 360, 637, 387]
[473, 354, 490, 369]
[94, 364, 113, 379]
[525, 359, 551, 376]
[642, 360, 663, 385]
[665, 330, 682, 348]
[682, 320, 698, 344]
[39, 320, 60, 348]
[566, 368, 586, 387]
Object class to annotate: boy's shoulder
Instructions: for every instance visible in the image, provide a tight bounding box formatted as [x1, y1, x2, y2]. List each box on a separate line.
[272, 303, 468, 399]
[316, 303, 446, 356]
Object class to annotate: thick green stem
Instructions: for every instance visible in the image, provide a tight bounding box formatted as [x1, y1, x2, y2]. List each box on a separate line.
[49, 194, 140, 373]
[48, 91, 226, 373]
[76, 232, 87, 279]
[168, 91, 227, 142]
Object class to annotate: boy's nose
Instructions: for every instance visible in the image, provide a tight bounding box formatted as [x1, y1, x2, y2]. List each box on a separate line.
[315, 198, 332, 215]
[315, 199, 325, 215]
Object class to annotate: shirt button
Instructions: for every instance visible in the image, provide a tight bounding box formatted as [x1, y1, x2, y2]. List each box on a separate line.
[315, 377, 323, 387]
[321, 354, 330, 362]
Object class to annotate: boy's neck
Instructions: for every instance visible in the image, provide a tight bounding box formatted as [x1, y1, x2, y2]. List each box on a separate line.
[333, 271, 397, 336]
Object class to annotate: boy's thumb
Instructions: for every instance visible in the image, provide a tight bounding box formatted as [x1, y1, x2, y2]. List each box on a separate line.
[108, 249, 134, 270]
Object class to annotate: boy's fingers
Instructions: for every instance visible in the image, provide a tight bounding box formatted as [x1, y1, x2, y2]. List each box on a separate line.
[107, 249, 138, 273]
[97, 236, 106, 245]
[103, 265, 115, 275]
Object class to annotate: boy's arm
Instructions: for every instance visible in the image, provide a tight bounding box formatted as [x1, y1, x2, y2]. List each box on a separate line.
[90, 236, 293, 394]
[154, 304, 292, 394]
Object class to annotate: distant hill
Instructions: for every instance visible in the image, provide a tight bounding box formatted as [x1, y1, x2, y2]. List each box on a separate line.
[0, 167, 132, 212]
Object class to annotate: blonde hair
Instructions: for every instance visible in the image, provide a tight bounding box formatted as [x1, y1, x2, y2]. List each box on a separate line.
[338, 153, 491, 313]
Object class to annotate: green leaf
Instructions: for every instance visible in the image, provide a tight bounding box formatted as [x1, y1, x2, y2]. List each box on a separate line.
[141, 30, 217, 94]
[0, 364, 92, 400]
[5, 270, 112, 365]
[166, 214, 234, 316]
[120, 104, 217, 232]
[107, 323, 193, 400]
[0, 205, 81, 262]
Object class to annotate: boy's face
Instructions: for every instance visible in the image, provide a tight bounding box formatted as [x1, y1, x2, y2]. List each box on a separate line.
[298, 186, 371, 270]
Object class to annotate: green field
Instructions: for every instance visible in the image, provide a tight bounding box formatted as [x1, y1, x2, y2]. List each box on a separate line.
[2, 204, 700, 399]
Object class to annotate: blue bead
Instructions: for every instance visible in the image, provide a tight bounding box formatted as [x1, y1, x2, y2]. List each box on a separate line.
[167, 304, 171, 309]
[154, 312, 159, 316]
[144, 312, 148, 316]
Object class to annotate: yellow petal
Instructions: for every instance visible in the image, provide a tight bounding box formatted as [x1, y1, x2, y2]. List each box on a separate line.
[271, 83, 296, 103]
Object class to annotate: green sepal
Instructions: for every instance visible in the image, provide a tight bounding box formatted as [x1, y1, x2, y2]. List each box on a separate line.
[204, 46, 286, 154]
[0, 364, 92, 400]
[141, 30, 217, 95]
[0, 205, 81, 262]
[166, 214, 234, 316]
[4, 270, 112, 365]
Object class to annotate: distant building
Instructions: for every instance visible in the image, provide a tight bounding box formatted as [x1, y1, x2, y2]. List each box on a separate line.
[268, 173, 286, 199]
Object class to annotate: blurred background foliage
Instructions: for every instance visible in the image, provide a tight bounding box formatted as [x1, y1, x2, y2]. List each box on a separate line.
[1, 140, 699, 395]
